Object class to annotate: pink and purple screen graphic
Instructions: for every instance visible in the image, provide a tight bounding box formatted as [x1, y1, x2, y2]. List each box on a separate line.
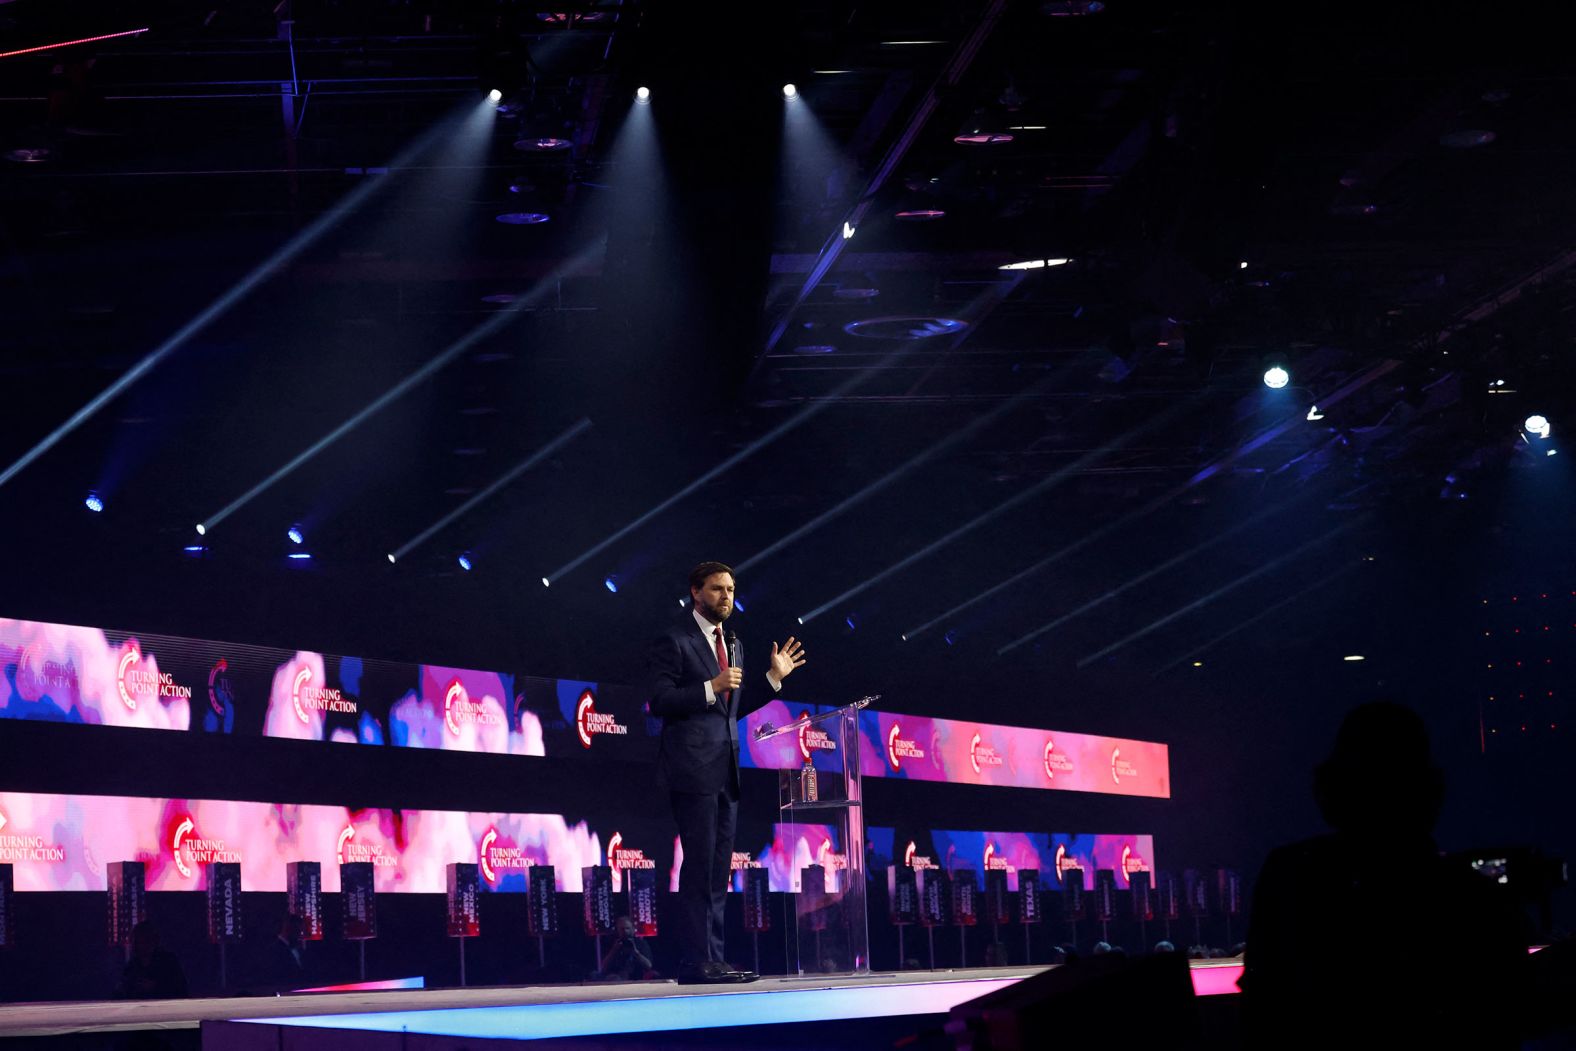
[0, 791, 621, 894]
[860, 711, 1168, 798]
[867, 828, 1155, 890]
[740, 700, 848, 774]
[0, 617, 653, 759]
[733, 823, 847, 894]
[742, 700, 1169, 798]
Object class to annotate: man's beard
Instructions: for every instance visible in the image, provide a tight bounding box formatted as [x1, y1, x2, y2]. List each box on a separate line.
[697, 598, 731, 624]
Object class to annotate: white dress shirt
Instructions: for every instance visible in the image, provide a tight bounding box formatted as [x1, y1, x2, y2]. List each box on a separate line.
[693, 608, 781, 705]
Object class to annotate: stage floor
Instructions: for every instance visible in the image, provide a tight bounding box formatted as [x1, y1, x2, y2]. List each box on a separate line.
[0, 968, 1031, 1041]
[0, 960, 1246, 1044]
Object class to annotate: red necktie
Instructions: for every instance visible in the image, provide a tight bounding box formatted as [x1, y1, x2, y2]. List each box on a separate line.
[714, 628, 731, 706]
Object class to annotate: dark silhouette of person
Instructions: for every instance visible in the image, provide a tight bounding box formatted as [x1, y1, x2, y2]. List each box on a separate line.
[1241, 702, 1525, 1049]
[596, 916, 658, 981]
[117, 921, 188, 999]
[255, 913, 306, 992]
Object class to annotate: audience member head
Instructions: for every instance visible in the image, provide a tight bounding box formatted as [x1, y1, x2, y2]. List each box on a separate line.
[614, 915, 636, 939]
[1092, 941, 1113, 955]
[1153, 940, 1176, 954]
[130, 920, 160, 961]
[1313, 702, 1444, 838]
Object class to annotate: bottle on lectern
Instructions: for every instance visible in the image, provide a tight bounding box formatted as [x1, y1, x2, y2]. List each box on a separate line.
[800, 758, 819, 802]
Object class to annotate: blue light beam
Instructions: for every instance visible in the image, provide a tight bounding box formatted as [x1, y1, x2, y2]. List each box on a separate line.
[0, 100, 490, 494]
[992, 486, 1327, 655]
[201, 244, 599, 533]
[1152, 561, 1361, 675]
[543, 344, 917, 586]
[389, 418, 593, 562]
[902, 479, 1195, 641]
[796, 399, 1197, 625]
[1071, 519, 1362, 667]
[736, 375, 1063, 574]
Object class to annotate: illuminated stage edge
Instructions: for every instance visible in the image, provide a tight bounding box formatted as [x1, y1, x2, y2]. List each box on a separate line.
[229, 964, 1244, 1043]
[0, 964, 1246, 1043]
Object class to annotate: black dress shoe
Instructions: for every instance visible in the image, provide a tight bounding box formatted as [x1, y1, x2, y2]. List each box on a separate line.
[677, 961, 736, 985]
[718, 962, 759, 982]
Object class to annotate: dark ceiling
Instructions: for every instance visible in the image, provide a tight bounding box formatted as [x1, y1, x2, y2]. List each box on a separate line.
[2, 0, 1573, 707]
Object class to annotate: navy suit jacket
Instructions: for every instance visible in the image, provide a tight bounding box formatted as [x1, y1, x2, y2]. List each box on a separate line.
[646, 615, 777, 794]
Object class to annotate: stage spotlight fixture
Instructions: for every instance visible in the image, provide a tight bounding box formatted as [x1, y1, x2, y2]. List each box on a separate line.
[386, 554, 397, 564]
[195, 523, 207, 536]
[487, 89, 503, 104]
[542, 577, 551, 588]
[845, 614, 858, 631]
[733, 597, 746, 613]
[635, 86, 650, 103]
[944, 630, 958, 646]
[183, 545, 206, 557]
[842, 222, 855, 241]
[998, 258, 1070, 271]
[1239, 261, 1249, 270]
[1192, 661, 1204, 667]
[604, 576, 619, 594]
[1343, 654, 1365, 662]
[1306, 405, 1325, 421]
[84, 492, 104, 513]
[458, 553, 473, 572]
[1263, 366, 1290, 389]
[287, 525, 304, 546]
[783, 83, 798, 99]
[1525, 414, 1552, 439]
[288, 552, 312, 561]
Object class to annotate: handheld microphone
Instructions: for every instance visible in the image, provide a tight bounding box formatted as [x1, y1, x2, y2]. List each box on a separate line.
[725, 632, 739, 668]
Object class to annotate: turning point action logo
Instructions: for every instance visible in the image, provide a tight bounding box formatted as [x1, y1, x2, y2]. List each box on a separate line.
[0, 807, 67, 863]
[170, 816, 239, 879]
[969, 733, 1003, 775]
[116, 641, 193, 711]
[444, 679, 504, 737]
[13, 646, 78, 700]
[984, 842, 1014, 875]
[1110, 747, 1139, 786]
[1053, 843, 1084, 884]
[479, 829, 532, 884]
[292, 665, 355, 724]
[337, 826, 397, 869]
[886, 723, 925, 771]
[207, 660, 232, 718]
[606, 831, 655, 892]
[576, 690, 628, 748]
[798, 714, 836, 761]
[904, 840, 936, 870]
[1120, 844, 1150, 885]
[1043, 738, 1075, 781]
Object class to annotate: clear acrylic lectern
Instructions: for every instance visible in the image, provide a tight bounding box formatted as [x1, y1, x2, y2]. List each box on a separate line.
[753, 696, 875, 976]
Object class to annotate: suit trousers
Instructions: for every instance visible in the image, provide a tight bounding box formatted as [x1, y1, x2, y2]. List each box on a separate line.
[669, 785, 738, 967]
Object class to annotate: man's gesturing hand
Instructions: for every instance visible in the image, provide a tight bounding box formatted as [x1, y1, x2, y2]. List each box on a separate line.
[769, 636, 807, 682]
[709, 667, 744, 696]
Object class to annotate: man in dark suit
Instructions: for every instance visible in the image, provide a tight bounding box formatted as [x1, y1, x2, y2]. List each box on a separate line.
[646, 560, 806, 983]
